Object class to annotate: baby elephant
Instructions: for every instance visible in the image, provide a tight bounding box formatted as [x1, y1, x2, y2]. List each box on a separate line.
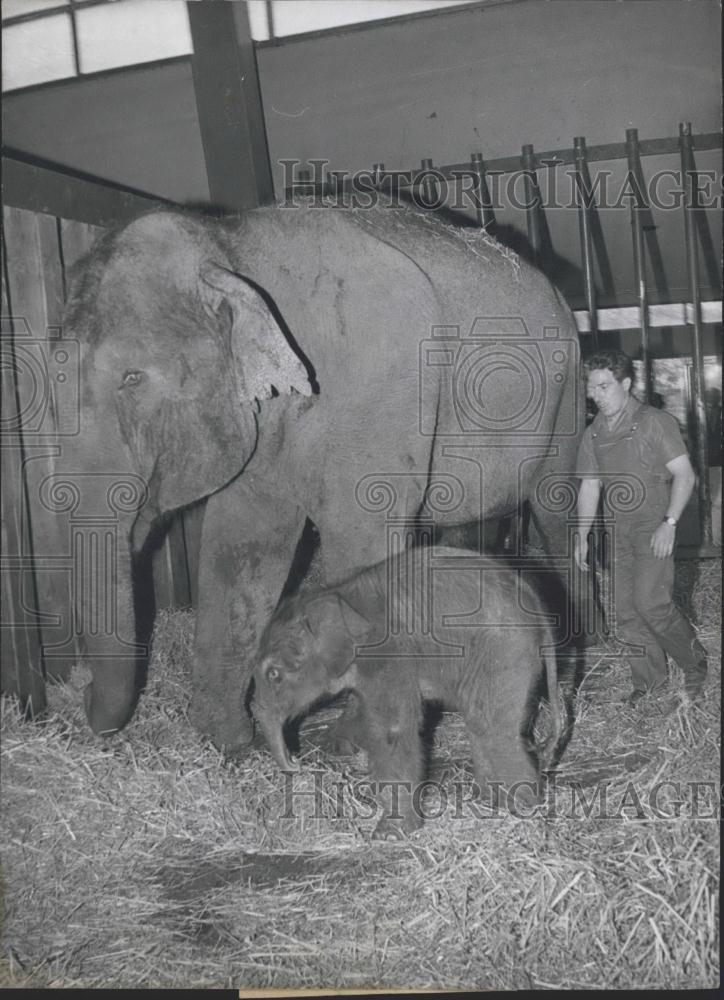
[251, 545, 561, 839]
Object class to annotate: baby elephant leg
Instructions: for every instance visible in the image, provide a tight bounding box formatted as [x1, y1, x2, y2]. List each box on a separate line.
[466, 714, 541, 813]
[325, 692, 368, 756]
[360, 672, 425, 840]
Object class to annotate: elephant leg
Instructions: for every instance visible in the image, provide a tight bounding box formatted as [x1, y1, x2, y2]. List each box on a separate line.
[466, 713, 540, 812]
[528, 493, 603, 649]
[359, 671, 425, 840]
[85, 656, 139, 735]
[314, 505, 421, 763]
[190, 479, 306, 749]
[325, 692, 367, 755]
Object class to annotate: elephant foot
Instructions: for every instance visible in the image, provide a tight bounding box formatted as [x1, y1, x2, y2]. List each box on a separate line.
[189, 692, 255, 751]
[325, 728, 364, 757]
[324, 698, 367, 756]
[84, 683, 124, 736]
[371, 813, 422, 841]
[83, 661, 139, 736]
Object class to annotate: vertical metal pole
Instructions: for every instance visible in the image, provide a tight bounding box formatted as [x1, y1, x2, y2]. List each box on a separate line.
[470, 152, 495, 230]
[679, 122, 713, 547]
[625, 128, 651, 402]
[69, 5, 82, 76]
[420, 158, 439, 208]
[574, 136, 599, 350]
[265, 1, 275, 40]
[521, 144, 542, 267]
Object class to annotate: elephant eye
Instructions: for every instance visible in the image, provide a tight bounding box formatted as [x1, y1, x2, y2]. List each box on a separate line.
[266, 665, 281, 683]
[120, 370, 144, 389]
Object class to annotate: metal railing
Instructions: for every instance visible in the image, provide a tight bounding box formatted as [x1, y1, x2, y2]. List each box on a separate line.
[291, 125, 722, 551]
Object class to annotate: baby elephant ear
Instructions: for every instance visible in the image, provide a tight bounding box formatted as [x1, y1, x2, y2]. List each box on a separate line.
[305, 594, 371, 639]
[200, 263, 313, 403]
[337, 596, 373, 641]
[304, 594, 372, 675]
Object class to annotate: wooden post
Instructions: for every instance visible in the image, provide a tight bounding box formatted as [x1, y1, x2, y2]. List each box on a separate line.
[2, 207, 74, 690]
[187, 0, 274, 210]
[1, 252, 47, 715]
[625, 128, 651, 402]
[573, 136, 599, 350]
[679, 122, 713, 548]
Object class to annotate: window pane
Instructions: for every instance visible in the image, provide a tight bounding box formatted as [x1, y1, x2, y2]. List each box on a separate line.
[246, 1, 270, 42]
[2, 0, 69, 20]
[269, 0, 473, 38]
[76, 0, 192, 74]
[2, 14, 75, 90]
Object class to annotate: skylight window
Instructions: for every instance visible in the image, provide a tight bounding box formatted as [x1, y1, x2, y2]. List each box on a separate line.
[2, 0, 476, 91]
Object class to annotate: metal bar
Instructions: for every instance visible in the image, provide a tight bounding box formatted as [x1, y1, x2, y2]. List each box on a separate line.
[470, 152, 495, 230]
[573, 300, 722, 333]
[265, 0, 275, 40]
[625, 128, 651, 402]
[521, 144, 542, 266]
[69, 6, 82, 77]
[353, 132, 722, 190]
[693, 185, 723, 294]
[573, 136, 598, 350]
[437, 133, 723, 178]
[3, 0, 110, 28]
[419, 158, 439, 207]
[679, 122, 713, 547]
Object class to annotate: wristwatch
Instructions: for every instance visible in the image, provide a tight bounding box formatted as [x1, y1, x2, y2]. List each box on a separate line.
[663, 516, 678, 526]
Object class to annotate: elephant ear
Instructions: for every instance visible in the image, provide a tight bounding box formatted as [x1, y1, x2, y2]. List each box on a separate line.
[200, 263, 313, 404]
[304, 594, 372, 677]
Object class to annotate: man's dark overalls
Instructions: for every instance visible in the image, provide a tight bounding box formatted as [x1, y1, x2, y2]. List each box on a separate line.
[590, 398, 707, 695]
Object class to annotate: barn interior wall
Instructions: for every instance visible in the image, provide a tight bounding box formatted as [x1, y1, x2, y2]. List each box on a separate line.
[3, 60, 209, 205]
[256, 0, 721, 178]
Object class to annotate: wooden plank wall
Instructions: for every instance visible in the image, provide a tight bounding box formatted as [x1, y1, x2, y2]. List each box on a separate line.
[1, 205, 200, 708]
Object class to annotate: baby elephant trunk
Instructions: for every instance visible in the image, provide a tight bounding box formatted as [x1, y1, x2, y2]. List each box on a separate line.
[253, 704, 300, 772]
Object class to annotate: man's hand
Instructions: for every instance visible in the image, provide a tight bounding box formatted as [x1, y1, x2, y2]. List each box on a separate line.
[650, 521, 676, 559]
[574, 533, 589, 572]
[575, 478, 602, 573]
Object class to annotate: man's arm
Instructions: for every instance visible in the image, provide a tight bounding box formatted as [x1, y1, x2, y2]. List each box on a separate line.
[575, 477, 602, 571]
[650, 453, 697, 559]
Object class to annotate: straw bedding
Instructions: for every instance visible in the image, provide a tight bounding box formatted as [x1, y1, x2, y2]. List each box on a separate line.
[1, 558, 719, 990]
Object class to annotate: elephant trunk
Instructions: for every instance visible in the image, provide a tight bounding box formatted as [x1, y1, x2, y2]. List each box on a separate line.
[252, 703, 299, 772]
[81, 539, 143, 735]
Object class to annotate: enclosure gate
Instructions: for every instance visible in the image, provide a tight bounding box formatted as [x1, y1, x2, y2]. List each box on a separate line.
[296, 123, 721, 550]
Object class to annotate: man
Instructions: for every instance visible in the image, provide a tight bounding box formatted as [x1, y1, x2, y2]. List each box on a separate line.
[574, 350, 707, 706]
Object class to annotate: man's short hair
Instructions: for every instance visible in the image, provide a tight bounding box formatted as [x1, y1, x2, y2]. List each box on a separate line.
[583, 350, 635, 384]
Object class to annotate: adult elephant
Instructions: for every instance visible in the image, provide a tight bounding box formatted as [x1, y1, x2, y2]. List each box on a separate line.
[54, 204, 583, 748]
